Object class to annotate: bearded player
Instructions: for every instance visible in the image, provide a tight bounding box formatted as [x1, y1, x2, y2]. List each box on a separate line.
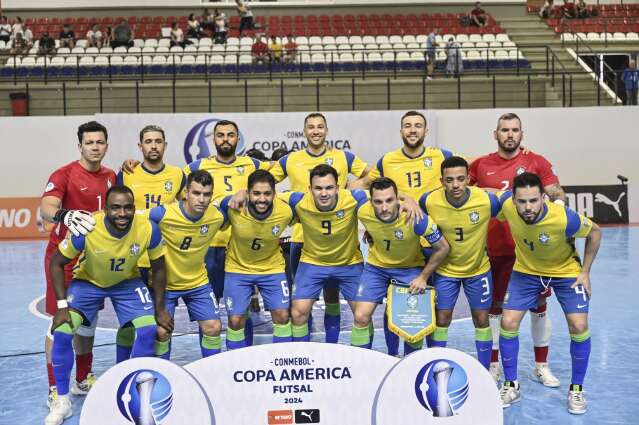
[469, 113, 566, 386]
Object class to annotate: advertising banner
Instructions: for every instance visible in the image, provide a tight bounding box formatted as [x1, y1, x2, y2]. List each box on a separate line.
[563, 184, 629, 224]
[0, 197, 50, 239]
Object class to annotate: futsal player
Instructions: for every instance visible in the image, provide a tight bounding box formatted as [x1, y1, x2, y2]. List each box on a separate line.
[496, 172, 601, 414]
[39, 121, 116, 407]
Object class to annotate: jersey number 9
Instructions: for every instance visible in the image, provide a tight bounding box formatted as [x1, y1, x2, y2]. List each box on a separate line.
[321, 220, 332, 235]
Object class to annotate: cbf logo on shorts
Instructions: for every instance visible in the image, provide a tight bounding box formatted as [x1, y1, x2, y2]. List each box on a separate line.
[117, 369, 173, 424]
[183, 119, 246, 163]
[414, 360, 469, 417]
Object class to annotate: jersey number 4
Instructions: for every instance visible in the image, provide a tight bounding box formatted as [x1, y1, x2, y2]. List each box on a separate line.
[144, 194, 162, 209]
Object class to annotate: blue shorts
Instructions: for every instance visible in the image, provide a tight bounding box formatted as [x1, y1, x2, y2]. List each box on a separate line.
[356, 264, 424, 303]
[293, 262, 363, 301]
[224, 272, 290, 315]
[68, 278, 154, 326]
[504, 271, 589, 314]
[205, 247, 226, 300]
[165, 284, 220, 322]
[433, 271, 493, 310]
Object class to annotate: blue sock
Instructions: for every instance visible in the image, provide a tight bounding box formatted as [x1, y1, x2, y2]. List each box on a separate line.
[244, 314, 254, 347]
[324, 303, 341, 344]
[570, 331, 591, 386]
[131, 325, 157, 358]
[200, 334, 222, 357]
[51, 331, 74, 396]
[499, 328, 520, 382]
[425, 334, 434, 348]
[226, 328, 247, 350]
[475, 327, 493, 370]
[404, 339, 423, 355]
[383, 313, 399, 355]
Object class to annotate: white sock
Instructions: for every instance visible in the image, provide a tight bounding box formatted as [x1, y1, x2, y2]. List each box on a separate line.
[489, 313, 501, 350]
[530, 309, 552, 348]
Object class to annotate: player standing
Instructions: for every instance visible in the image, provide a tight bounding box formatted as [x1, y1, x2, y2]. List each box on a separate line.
[45, 186, 172, 425]
[354, 177, 449, 351]
[149, 170, 227, 359]
[39, 121, 116, 406]
[268, 112, 370, 343]
[220, 170, 295, 349]
[496, 173, 600, 414]
[115, 125, 185, 362]
[419, 157, 501, 370]
[469, 113, 565, 385]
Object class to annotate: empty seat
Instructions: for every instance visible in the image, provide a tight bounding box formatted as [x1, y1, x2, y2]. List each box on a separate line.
[226, 37, 240, 46]
[170, 46, 183, 54]
[145, 39, 158, 48]
[586, 32, 600, 41]
[311, 53, 325, 63]
[185, 45, 198, 54]
[396, 51, 411, 62]
[613, 32, 626, 41]
[402, 35, 417, 44]
[133, 39, 144, 48]
[339, 52, 354, 62]
[226, 45, 240, 54]
[210, 54, 225, 64]
[94, 56, 109, 66]
[240, 37, 253, 46]
[110, 56, 124, 66]
[99, 47, 113, 55]
[626, 32, 639, 40]
[337, 44, 351, 52]
[158, 39, 171, 47]
[57, 47, 71, 55]
[482, 34, 496, 42]
[362, 35, 376, 44]
[152, 55, 167, 64]
[156, 46, 170, 54]
[71, 47, 85, 55]
[365, 43, 379, 51]
[142, 46, 155, 54]
[211, 45, 225, 54]
[336, 36, 350, 44]
[381, 52, 395, 62]
[199, 38, 213, 47]
[489, 41, 502, 49]
[389, 35, 403, 44]
[392, 43, 407, 51]
[123, 56, 139, 65]
[85, 47, 99, 55]
[348, 35, 363, 44]
[469, 34, 482, 42]
[114, 46, 128, 54]
[375, 35, 390, 44]
[79, 56, 94, 66]
[495, 33, 510, 42]
[322, 36, 336, 45]
[456, 34, 469, 43]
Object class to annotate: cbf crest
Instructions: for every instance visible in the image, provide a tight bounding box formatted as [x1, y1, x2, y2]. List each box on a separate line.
[516, 166, 526, 175]
[394, 229, 404, 240]
[129, 243, 141, 256]
[271, 224, 281, 236]
[538, 232, 550, 244]
[325, 157, 334, 166]
[236, 166, 245, 175]
[200, 224, 209, 235]
[423, 157, 433, 169]
[164, 180, 173, 193]
[336, 210, 345, 219]
[469, 211, 480, 224]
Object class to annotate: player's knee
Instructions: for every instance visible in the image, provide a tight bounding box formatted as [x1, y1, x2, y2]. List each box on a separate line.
[568, 321, 588, 335]
[228, 315, 245, 331]
[200, 320, 221, 336]
[353, 310, 372, 328]
[500, 313, 521, 331]
[471, 311, 489, 328]
[271, 309, 290, 325]
[436, 310, 453, 327]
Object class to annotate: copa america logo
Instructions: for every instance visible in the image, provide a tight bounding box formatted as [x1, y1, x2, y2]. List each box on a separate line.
[414, 359, 469, 417]
[117, 369, 174, 425]
[183, 119, 246, 163]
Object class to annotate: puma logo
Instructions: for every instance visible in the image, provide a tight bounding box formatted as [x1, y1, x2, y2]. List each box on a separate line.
[594, 192, 625, 217]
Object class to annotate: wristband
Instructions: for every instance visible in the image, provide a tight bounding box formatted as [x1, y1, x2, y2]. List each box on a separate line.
[57, 299, 69, 309]
[53, 208, 69, 223]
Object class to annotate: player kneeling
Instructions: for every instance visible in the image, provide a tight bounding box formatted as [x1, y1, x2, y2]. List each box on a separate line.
[221, 170, 294, 348]
[46, 186, 172, 425]
[353, 177, 449, 353]
[149, 170, 228, 359]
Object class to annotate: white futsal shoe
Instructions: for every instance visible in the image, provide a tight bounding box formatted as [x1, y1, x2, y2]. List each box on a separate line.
[489, 362, 502, 383]
[70, 372, 97, 395]
[568, 387, 587, 414]
[531, 363, 560, 388]
[44, 395, 72, 425]
[499, 381, 521, 408]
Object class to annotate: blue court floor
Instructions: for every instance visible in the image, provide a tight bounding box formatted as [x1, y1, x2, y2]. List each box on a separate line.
[0, 226, 636, 424]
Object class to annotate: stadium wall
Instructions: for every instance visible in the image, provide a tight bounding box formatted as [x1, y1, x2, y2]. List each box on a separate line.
[0, 107, 636, 221]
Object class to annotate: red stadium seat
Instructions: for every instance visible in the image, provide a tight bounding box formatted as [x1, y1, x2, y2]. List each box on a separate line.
[139, 16, 151, 24]
[153, 16, 165, 24]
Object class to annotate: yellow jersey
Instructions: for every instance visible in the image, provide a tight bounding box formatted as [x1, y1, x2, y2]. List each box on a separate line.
[220, 196, 294, 274]
[149, 201, 227, 291]
[184, 156, 269, 248]
[357, 201, 443, 268]
[117, 163, 185, 268]
[419, 186, 500, 277]
[58, 212, 165, 288]
[269, 148, 367, 243]
[282, 189, 368, 266]
[497, 191, 593, 278]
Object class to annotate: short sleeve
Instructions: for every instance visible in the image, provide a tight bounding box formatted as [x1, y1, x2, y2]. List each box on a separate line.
[178, 171, 187, 193]
[468, 158, 479, 185]
[43, 168, 69, 200]
[279, 191, 304, 210]
[488, 192, 501, 218]
[495, 191, 512, 222]
[368, 156, 384, 180]
[116, 170, 124, 186]
[418, 192, 430, 214]
[185, 160, 201, 175]
[269, 156, 288, 183]
[441, 148, 453, 159]
[58, 233, 84, 259]
[149, 205, 166, 224]
[565, 208, 593, 238]
[345, 152, 368, 178]
[534, 155, 560, 187]
[219, 195, 231, 216]
[414, 216, 443, 245]
[147, 221, 166, 260]
[350, 189, 369, 211]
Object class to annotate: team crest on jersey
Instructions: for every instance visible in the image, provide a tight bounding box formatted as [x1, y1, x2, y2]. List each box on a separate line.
[335, 210, 345, 219]
[45, 182, 55, 192]
[200, 224, 209, 235]
[107, 180, 113, 189]
[423, 157, 433, 169]
[469, 211, 480, 223]
[129, 243, 141, 256]
[394, 229, 404, 240]
[271, 224, 281, 235]
[236, 166, 245, 175]
[325, 157, 334, 166]
[164, 180, 173, 192]
[516, 166, 526, 175]
[538, 232, 551, 244]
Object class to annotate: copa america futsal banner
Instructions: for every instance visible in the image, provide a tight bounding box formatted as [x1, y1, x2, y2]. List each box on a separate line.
[94, 111, 438, 170]
[80, 344, 502, 425]
[563, 184, 629, 224]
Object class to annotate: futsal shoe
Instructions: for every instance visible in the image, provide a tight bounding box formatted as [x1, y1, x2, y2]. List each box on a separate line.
[44, 395, 72, 425]
[568, 387, 587, 414]
[46, 386, 58, 408]
[499, 381, 521, 408]
[70, 372, 97, 396]
[531, 363, 560, 388]
[489, 362, 502, 384]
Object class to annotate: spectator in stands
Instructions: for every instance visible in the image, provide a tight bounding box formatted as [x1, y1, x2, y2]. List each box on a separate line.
[623, 60, 639, 106]
[470, 2, 488, 27]
[22, 23, 34, 48]
[426, 28, 438, 80]
[252, 35, 269, 65]
[9, 32, 28, 56]
[283, 34, 298, 63]
[576, 0, 589, 19]
[12, 16, 24, 37]
[445, 37, 463, 77]
[0, 16, 11, 43]
[540, 0, 554, 19]
[236, 0, 255, 35]
[86, 24, 103, 48]
[187, 13, 202, 39]
[170, 22, 191, 48]
[201, 8, 216, 34]
[214, 9, 228, 44]
[112, 20, 134, 49]
[59, 24, 76, 49]
[104, 26, 114, 47]
[561, 0, 576, 19]
[38, 31, 56, 55]
[269, 36, 283, 63]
